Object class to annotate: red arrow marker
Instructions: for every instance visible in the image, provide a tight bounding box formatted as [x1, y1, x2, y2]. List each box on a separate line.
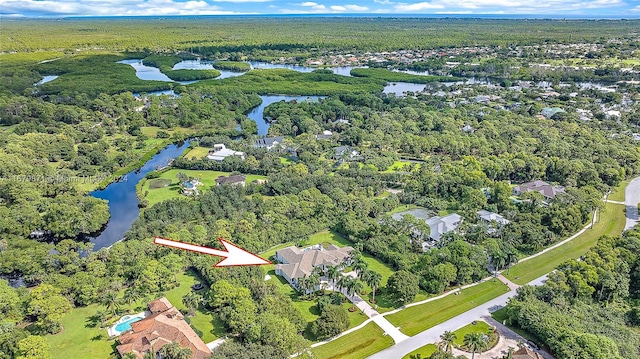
[154, 237, 271, 267]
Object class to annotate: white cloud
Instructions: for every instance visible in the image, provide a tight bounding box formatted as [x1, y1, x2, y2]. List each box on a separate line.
[0, 0, 257, 16]
[395, 2, 444, 10]
[298, 1, 325, 10]
[212, 0, 271, 2]
[374, 0, 395, 4]
[330, 4, 368, 11]
[394, 0, 625, 12]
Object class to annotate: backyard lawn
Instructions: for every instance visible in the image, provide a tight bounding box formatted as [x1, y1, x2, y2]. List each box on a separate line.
[505, 202, 626, 285]
[387, 204, 422, 215]
[46, 304, 116, 359]
[402, 344, 438, 359]
[386, 280, 509, 336]
[311, 322, 394, 359]
[139, 169, 266, 206]
[183, 146, 211, 159]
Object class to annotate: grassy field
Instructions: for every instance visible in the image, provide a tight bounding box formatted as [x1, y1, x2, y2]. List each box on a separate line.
[183, 146, 211, 159]
[451, 321, 492, 346]
[46, 304, 117, 359]
[386, 280, 509, 336]
[383, 160, 421, 173]
[46, 270, 218, 358]
[310, 322, 394, 359]
[402, 344, 438, 359]
[140, 169, 266, 206]
[505, 202, 626, 285]
[608, 179, 629, 202]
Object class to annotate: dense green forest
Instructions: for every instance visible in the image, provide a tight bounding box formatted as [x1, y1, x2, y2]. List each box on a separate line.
[2, 18, 639, 53]
[0, 17, 639, 359]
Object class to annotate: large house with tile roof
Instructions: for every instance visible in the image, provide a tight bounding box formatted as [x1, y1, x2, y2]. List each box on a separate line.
[116, 297, 211, 359]
[274, 244, 353, 290]
[512, 180, 565, 201]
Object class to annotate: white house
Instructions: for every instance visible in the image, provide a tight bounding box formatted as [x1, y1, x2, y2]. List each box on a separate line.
[206, 144, 245, 161]
[477, 210, 510, 226]
[425, 213, 463, 242]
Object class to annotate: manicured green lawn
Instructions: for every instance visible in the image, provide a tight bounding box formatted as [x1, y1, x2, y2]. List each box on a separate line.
[47, 304, 117, 359]
[140, 169, 266, 207]
[402, 344, 438, 359]
[451, 321, 492, 346]
[384, 161, 421, 173]
[163, 271, 223, 342]
[608, 180, 629, 202]
[311, 322, 394, 359]
[183, 146, 210, 159]
[505, 202, 626, 285]
[280, 156, 296, 165]
[386, 280, 509, 336]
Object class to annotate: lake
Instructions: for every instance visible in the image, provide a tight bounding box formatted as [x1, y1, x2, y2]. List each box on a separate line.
[89, 141, 191, 250]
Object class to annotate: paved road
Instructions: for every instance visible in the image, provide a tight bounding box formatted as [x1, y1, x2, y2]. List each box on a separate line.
[625, 176, 640, 230]
[368, 276, 550, 359]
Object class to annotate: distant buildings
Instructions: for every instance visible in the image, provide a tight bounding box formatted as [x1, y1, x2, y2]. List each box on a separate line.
[206, 144, 245, 161]
[425, 213, 463, 242]
[477, 210, 510, 226]
[274, 244, 353, 291]
[334, 145, 362, 161]
[254, 136, 285, 151]
[215, 175, 246, 187]
[541, 107, 566, 119]
[116, 297, 211, 359]
[512, 180, 565, 201]
[315, 130, 334, 140]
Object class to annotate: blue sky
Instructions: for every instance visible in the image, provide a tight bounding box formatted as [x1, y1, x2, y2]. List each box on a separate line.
[1, 0, 639, 17]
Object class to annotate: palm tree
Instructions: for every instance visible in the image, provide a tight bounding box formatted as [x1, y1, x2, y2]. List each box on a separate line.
[492, 251, 507, 278]
[327, 265, 341, 291]
[366, 270, 382, 304]
[101, 290, 120, 316]
[463, 332, 488, 359]
[504, 346, 515, 359]
[159, 342, 192, 359]
[182, 292, 202, 317]
[336, 276, 351, 297]
[439, 330, 457, 353]
[122, 287, 141, 309]
[308, 273, 321, 296]
[353, 257, 368, 278]
[346, 279, 363, 311]
[505, 250, 519, 275]
[312, 265, 325, 278]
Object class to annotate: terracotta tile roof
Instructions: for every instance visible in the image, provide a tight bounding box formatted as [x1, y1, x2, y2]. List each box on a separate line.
[116, 297, 212, 359]
[148, 297, 172, 313]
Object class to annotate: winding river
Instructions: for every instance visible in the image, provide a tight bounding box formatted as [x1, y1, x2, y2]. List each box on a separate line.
[90, 141, 190, 250]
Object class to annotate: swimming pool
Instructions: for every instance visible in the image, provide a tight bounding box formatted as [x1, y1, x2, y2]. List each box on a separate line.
[114, 315, 143, 332]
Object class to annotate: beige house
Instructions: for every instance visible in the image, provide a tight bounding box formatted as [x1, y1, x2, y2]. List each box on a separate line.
[274, 244, 353, 290]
